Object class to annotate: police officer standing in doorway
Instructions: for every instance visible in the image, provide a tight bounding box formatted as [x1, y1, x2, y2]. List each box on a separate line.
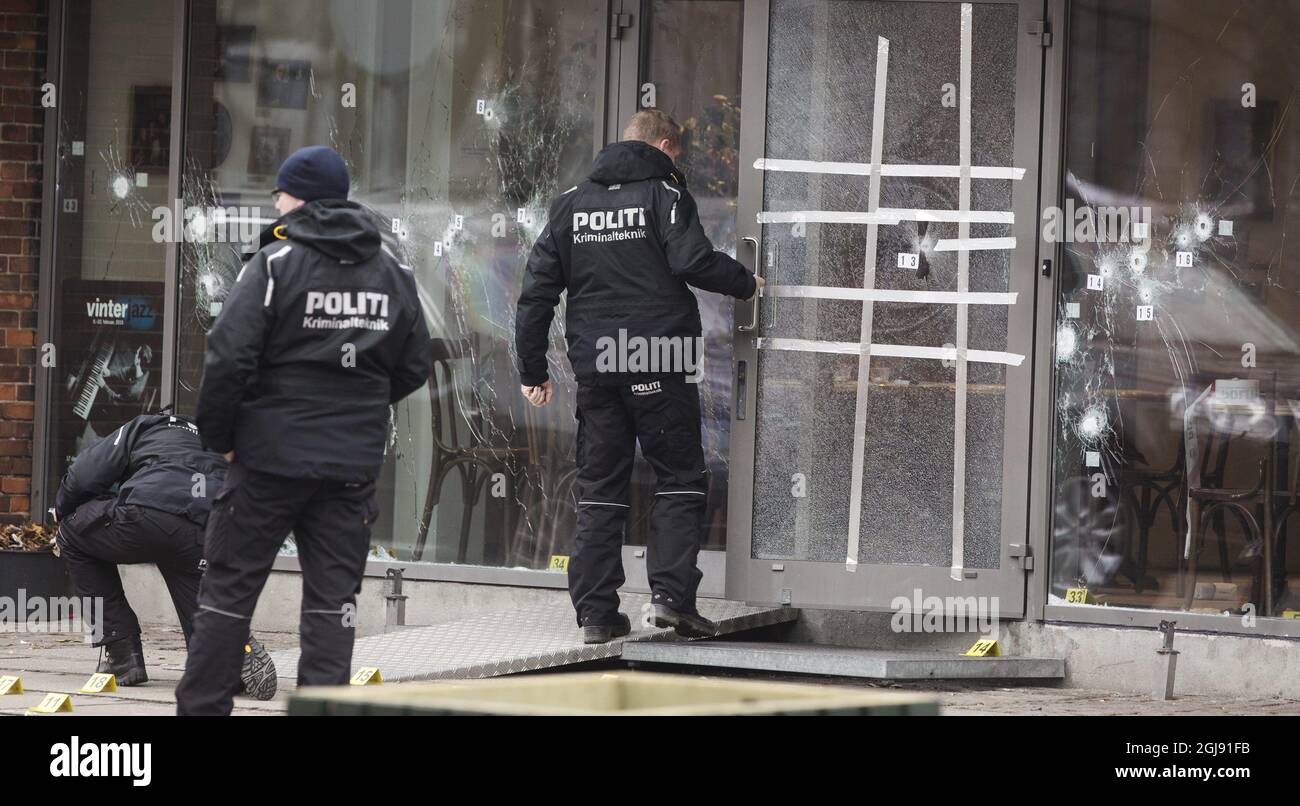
[516, 109, 762, 644]
[175, 146, 433, 715]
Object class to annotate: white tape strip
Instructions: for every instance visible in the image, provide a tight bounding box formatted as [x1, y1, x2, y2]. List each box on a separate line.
[877, 208, 1014, 225]
[765, 285, 1018, 305]
[757, 336, 1026, 367]
[844, 36, 893, 573]
[934, 237, 1017, 252]
[757, 210, 1010, 226]
[950, 2, 974, 584]
[754, 157, 1025, 180]
[757, 211, 903, 226]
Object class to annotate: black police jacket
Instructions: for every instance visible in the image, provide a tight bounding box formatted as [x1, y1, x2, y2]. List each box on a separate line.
[196, 199, 433, 481]
[55, 414, 229, 524]
[515, 140, 757, 387]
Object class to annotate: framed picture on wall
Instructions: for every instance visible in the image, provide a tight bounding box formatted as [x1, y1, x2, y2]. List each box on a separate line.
[129, 86, 171, 169]
[214, 25, 254, 82]
[257, 58, 311, 109]
[248, 125, 291, 177]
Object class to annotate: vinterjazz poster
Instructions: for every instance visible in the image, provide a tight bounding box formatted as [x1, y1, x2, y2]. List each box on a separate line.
[57, 280, 165, 473]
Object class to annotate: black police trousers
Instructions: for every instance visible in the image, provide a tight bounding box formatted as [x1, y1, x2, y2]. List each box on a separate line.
[57, 499, 205, 646]
[175, 463, 377, 715]
[569, 375, 708, 627]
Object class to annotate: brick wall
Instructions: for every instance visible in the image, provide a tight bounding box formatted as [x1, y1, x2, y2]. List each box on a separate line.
[0, 0, 45, 525]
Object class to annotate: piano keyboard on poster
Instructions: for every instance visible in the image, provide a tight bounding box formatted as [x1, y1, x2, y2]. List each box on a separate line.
[72, 344, 113, 420]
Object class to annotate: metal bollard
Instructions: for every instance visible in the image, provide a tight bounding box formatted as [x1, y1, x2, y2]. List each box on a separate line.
[1153, 619, 1178, 700]
[385, 567, 408, 631]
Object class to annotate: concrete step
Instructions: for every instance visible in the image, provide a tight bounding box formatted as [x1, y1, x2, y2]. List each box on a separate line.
[621, 640, 1065, 681]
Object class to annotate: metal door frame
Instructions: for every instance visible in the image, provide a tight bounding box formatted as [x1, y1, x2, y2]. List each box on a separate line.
[613, 0, 736, 598]
[727, 0, 1051, 615]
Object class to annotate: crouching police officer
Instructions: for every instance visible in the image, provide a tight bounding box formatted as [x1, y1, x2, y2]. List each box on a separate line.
[175, 146, 433, 715]
[54, 412, 276, 698]
[515, 109, 762, 644]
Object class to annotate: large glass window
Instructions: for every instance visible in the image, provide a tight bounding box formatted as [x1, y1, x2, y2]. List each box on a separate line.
[178, 0, 606, 567]
[43, 0, 174, 500]
[174, 0, 751, 569]
[1050, 0, 1300, 621]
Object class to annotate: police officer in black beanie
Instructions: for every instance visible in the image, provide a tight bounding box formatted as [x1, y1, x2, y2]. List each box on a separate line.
[175, 146, 433, 715]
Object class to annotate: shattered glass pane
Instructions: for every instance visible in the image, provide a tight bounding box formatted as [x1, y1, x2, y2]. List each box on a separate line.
[1050, 0, 1300, 619]
[177, 0, 606, 568]
[752, 0, 1017, 568]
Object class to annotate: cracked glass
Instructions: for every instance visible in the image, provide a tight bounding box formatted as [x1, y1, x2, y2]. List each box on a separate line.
[175, 0, 744, 569]
[752, 0, 1018, 567]
[1050, 0, 1300, 620]
[177, 0, 605, 568]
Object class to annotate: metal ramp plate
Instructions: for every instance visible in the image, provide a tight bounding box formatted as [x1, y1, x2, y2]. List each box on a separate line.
[271, 594, 795, 682]
[621, 641, 1065, 680]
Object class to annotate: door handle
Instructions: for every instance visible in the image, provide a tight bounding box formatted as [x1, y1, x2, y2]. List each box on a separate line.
[739, 236, 761, 332]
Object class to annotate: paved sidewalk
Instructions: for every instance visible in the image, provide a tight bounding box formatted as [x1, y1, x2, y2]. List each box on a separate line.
[0, 625, 294, 716]
[894, 681, 1300, 716]
[4, 626, 1299, 716]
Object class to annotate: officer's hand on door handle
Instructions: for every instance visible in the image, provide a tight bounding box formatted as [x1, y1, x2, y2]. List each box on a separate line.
[521, 380, 553, 408]
[750, 275, 766, 301]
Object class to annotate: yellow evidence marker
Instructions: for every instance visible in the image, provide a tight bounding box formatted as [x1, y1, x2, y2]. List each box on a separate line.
[963, 639, 1001, 657]
[350, 667, 382, 686]
[78, 673, 118, 694]
[28, 693, 74, 714]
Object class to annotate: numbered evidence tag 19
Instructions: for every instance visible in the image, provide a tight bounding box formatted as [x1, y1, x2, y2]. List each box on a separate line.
[350, 667, 383, 686]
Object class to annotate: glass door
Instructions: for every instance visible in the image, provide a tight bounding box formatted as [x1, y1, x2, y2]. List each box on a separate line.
[728, 0, 1046, 615]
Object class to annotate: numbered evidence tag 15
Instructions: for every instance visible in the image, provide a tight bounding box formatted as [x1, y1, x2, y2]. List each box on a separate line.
[350, 667, 383, 686]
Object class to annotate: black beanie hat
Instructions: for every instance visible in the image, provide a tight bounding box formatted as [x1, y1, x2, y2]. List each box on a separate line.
[274, 145, 350, 202]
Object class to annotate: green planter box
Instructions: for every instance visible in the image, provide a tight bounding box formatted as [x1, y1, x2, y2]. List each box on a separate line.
[289, 671, 940, 716]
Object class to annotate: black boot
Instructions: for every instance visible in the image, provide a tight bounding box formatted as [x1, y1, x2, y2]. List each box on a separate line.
[652, 605, 718, 639]
[240, 634, 278, 700]
[98, 635, 148, 686]
[581, 613, 631, 645]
